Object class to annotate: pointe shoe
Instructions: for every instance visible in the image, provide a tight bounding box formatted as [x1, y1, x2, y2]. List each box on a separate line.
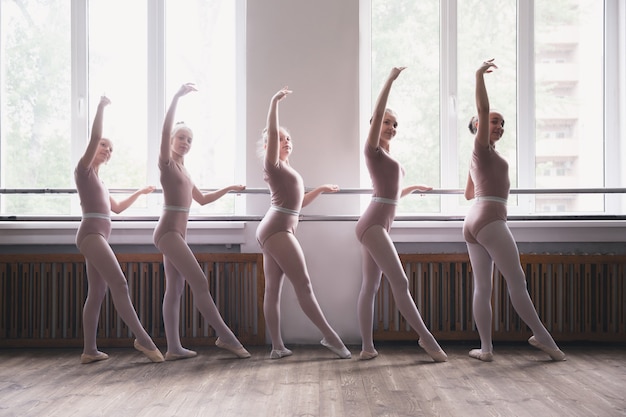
[269, 348, 293, 359]
[469, 349, 494, 362]
[418, 339, 448, 362]
[165, 350, 198, 361]
[80, 351, 109, 364]
[215, 337, 251, 358]
[528, 336, 566, 361]
[320, 338, 352, 359]
[359, 350, 379, 360]
[133, 340, 165, 363]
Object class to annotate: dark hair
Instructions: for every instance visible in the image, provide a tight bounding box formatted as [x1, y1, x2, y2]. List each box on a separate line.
[468, 116, 478, 134]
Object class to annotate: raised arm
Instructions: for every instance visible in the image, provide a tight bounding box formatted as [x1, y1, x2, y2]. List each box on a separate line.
[192, 184, 246, 206]
[110, 185, 156, 214]
[78, 96, 110, 169]
[367, 67, 406, 150]
[474, 59, 497, 148]
[264, 86, 292, 167]
[302, 184, 339, 208]
[160, 83, 197, 161]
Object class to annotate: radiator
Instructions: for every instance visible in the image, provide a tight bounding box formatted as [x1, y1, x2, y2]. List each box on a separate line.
[373, 253, 626, 342]
[2, 253, 625, 347]
[0, 253, 265, 348]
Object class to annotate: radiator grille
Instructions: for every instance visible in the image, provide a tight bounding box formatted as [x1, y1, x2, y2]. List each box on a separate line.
[373, 253, 626, 342]
[2, 253, 624, 347]
[0, 253, 265, 348]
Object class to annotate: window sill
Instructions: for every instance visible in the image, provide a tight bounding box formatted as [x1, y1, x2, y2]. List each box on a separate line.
[390, 219, 626, 243]
[0, 218, 624, 246]
[0, 220, 247, 246]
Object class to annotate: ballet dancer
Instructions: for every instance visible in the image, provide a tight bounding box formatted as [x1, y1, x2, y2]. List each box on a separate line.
[75, 95, 164, 364]
[154, 83, 250, 361]
[355, 67, 447, 362]
[256, 86, 351, 360]
[463, 59, 565, 362]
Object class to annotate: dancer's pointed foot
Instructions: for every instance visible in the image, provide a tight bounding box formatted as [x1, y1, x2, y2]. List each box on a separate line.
[320, 338, 351, 359]
[469, 349, 494, 362]
[359, 349, 379, 360]
[165, 348, 198, 361]
[215, 337, 251, 359]
[528, 336, 566, 361]
[269, 348, 293, 359]
[418, 339, 448, 362]
[133, 340, 165, 363]
[80, 351, 109, 364]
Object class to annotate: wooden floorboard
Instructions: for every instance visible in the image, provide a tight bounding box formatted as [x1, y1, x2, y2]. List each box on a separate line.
[0, 342, 624, 417]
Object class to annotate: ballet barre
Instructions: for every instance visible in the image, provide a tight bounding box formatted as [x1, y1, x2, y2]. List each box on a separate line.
[1, 187, 626, 195]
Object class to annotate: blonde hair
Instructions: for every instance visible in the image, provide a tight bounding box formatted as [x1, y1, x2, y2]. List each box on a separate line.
[171, 121, 193, 140]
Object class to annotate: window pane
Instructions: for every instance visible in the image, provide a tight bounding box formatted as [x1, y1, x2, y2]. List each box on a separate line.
[370, 0, 441, 214]
[457, 0, 518, 209]
[165, 0, 238, 215]
[535, 0, 604, 213]
[88, 0, 150, 215]
[0, 0, 71, 215]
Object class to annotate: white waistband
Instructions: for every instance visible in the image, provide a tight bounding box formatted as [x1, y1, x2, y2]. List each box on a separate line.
[82, 212, 111, 220]
[271, 205, 300, 216]
[475, 196, 508, 204]
[372, 196, 399, 205]
[164, 205, 190, 213]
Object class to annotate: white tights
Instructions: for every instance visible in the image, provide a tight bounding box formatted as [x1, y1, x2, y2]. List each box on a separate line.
[156, 232, 242, 354]
[358, 225, 442, 353]
[261, 231, 344, 351]
[79, 234, 157, 355]
[467, 220, 559, 353]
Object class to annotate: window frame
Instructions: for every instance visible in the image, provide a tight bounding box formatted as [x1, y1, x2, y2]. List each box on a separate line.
[0, 0, 246, 218]
[362, 0, 626, 218]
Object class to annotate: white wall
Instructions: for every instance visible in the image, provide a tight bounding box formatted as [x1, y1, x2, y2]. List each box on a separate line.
[243, 0, 365, 344]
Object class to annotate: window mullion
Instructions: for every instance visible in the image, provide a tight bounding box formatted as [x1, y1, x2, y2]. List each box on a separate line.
[440, 0, 458, 213]
[517, 0, 535, 213]
[71, 0, 88, 215]
[604, 0, 625, 214]
[147, 0, 166, 188]
[235, 0, 247, 215]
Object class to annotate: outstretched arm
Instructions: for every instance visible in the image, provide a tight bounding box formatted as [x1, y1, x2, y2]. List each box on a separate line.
[367, 67, 406, 150]
[192, 184, 246, 206]
[110, 185, 156, 214]
[78, 96, 110, 169]
[475, 59, 497, 148]
[264, 86, 292, 167]
[302, 184, 339, 208]
[401, 184, 433, 198]
[161, 83, 197, 161]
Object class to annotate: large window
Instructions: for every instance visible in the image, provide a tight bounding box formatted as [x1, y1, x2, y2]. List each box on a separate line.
[0, 0, 241, 217]
[368, 0, 625, 216]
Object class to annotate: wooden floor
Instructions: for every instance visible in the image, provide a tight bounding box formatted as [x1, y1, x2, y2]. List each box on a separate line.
[0, 342, 624, 417]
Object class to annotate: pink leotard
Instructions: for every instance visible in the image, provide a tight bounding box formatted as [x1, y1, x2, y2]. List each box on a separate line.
[153, 158, 195, 245]
[462, 139, 510, 244]
[355, 144, 404, 242]
[256, 159, 304, 247]
[75, 164, 112, 246]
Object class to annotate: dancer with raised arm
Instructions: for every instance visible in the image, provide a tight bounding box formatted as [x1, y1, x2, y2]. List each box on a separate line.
[154, 83, 250, 361]
[463, 59, 565, 362]
[75, 95, 163, 364]
[356, 67, 447, 362]
[256, 86, 351, 360]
